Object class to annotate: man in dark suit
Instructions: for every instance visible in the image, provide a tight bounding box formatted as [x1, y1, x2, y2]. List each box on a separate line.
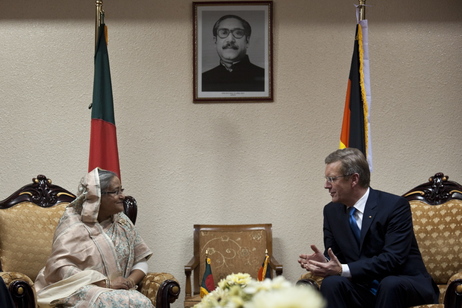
[298, 148, 439, 308]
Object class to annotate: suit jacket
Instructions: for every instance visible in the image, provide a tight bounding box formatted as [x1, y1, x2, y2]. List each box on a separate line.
[202, 55, 264, 92]
[323, 188, 437, 293]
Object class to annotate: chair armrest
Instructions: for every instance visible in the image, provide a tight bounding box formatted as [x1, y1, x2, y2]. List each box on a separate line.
[138, 272, 180, 308]
[444, 272, 462, 308]
[184, 256, 198, 297]
[296, 271, 324, 290]
[184, 256, 198, 272]
[270, 256, 283, 276]
[0, 272, 36, 308]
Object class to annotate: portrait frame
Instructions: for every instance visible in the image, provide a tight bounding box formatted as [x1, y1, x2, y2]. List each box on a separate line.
[193, 1, 273, 102]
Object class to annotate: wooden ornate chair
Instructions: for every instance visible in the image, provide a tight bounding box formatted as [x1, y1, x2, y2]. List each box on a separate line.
[402, 172, 462, 308]
[0, 174, 180, 308]
[297, 172, 462, 308]
[184, 224, 283, 308]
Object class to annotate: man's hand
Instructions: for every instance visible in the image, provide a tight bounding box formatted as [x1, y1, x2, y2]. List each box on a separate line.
[298, 244, 326, 270]
[305, 248, 342, 277]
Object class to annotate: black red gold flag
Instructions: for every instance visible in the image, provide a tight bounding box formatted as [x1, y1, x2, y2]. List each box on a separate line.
[339, 20, 372, 170]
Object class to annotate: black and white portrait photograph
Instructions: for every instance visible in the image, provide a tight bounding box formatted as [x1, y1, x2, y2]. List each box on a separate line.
[193, 1, 273, 102]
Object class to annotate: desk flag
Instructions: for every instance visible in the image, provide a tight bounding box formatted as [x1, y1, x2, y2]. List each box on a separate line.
[200, 256, 215, 298]
[339, 19, 373, 171]
[88, 23, 121, 178]
[257, 252, 271, 281]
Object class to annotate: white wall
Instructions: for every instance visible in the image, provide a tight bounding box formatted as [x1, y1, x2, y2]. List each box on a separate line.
[1, 0, 461, 307]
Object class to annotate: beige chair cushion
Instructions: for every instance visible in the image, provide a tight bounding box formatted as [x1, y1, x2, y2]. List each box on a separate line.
[139, 272, 179, 306]
[0, 202, 68, 281]
[410, 199, 462, 284]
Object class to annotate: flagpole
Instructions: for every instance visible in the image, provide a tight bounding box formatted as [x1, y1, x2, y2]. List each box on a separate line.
[358, 0, 366, 21]
[95, 0, 103, 48]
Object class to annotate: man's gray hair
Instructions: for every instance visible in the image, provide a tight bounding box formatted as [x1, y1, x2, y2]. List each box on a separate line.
[325, 148, 370, 187]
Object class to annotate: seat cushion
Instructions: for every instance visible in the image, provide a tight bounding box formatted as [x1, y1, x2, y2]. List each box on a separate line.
[0, 202, 68, 280]
[139, 272, 179, 306]
[410, 199, 462, 285]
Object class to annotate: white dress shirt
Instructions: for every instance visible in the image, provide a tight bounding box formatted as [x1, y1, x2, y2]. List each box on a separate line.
[340, 187, 370, 277]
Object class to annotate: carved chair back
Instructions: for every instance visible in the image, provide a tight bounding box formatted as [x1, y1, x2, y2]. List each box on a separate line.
[0, 174, 138, 281]
[402, 172, 462, 304]
[196, 224, 273, 284]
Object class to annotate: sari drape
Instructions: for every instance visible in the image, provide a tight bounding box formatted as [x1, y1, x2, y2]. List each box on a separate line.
[34, 168, 153, 307]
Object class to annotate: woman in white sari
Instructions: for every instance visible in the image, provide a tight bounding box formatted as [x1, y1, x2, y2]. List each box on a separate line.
[35, 168, 154, 307]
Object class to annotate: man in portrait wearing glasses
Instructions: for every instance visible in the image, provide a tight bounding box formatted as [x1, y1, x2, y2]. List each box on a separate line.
[202, 14, 264, 92]
[298, 148, 438, 308]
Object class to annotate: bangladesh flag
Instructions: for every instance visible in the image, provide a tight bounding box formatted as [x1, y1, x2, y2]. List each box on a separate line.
[88, 24, 121, 178]
[200, 257, 215, 298]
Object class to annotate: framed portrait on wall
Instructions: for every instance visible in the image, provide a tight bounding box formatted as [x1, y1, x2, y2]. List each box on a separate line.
[193, 1, 273, 102]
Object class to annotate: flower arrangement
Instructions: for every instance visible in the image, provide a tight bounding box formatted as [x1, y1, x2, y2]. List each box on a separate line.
[194, 273, 325, 308]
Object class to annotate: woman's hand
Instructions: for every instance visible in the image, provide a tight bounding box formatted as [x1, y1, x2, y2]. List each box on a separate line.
[99, 269, 145, 290]
[108, 276, 136, 290]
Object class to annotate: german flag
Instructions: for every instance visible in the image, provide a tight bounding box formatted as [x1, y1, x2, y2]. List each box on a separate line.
[257, 253, 271, 281]
[339, 19, 373, 170]
[89, 23, 121, 178]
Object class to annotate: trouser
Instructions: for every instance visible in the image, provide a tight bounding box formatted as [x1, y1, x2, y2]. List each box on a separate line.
[320, 275, 438, 308]
[0, 277, 15, 308]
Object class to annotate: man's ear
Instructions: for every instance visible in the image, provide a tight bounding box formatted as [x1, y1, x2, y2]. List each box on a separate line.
[350, 173, 360, 187]
[213, 36, 217, 44]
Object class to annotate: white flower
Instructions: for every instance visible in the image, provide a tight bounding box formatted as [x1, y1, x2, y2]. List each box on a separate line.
[218, 273, 252, 290]
[248, 285, 325, 308]
[243, 276, 291, 295]
[194, 274, 325, 308]
[196, 288, 226, 308]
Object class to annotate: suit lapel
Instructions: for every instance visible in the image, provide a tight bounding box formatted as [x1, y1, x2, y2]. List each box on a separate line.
[360, 188, 378, 248]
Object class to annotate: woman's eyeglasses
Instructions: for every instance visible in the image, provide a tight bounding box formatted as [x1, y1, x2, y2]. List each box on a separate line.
[102, 188, 125, 196]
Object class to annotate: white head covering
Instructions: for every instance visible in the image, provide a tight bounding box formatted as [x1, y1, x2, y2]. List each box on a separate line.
[70, 168, 102, 223]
